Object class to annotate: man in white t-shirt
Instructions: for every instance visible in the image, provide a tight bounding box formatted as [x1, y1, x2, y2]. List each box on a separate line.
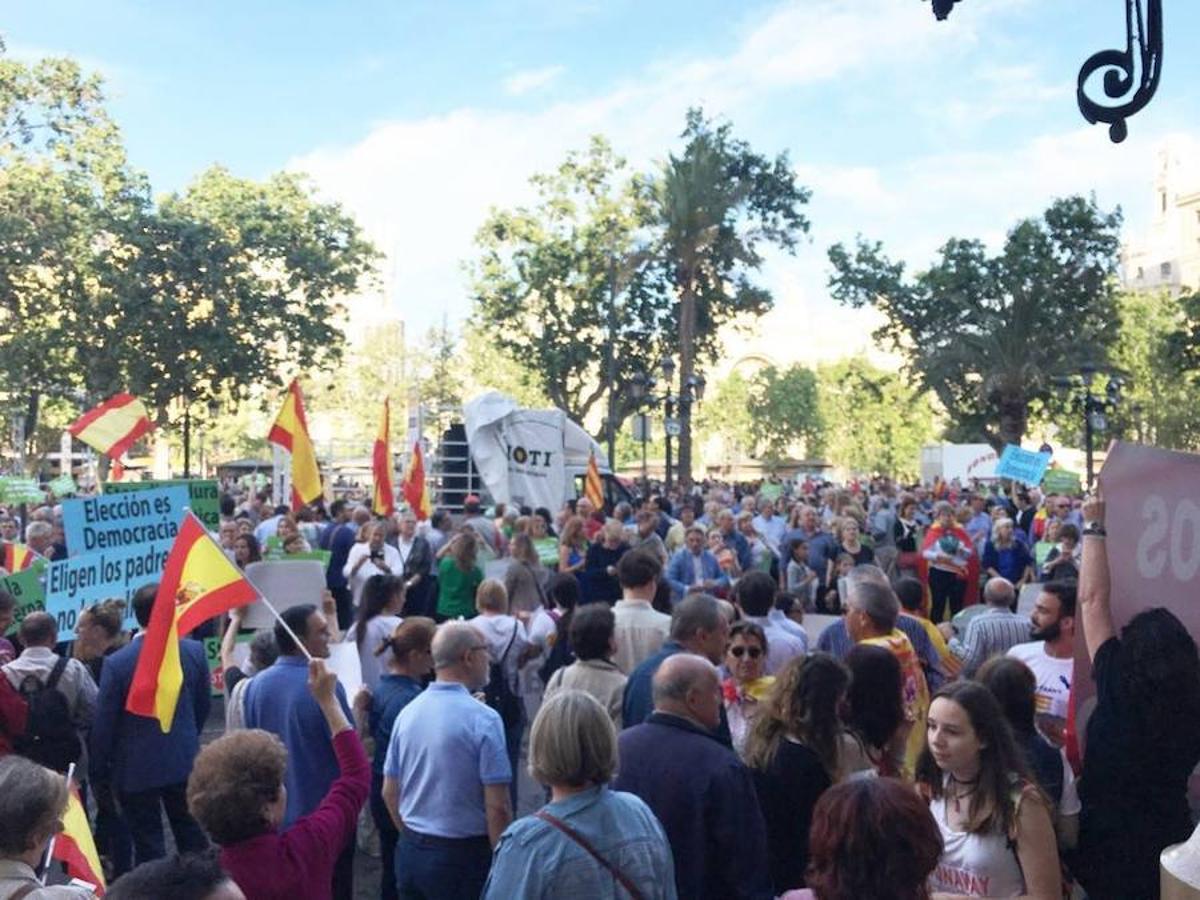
[612, 550, 671, 674]
[1006, 579, 1076, 748]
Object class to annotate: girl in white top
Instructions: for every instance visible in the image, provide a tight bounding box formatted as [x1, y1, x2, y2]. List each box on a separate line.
[344, 573, 404, 692]
[918, 681, 1061, 899]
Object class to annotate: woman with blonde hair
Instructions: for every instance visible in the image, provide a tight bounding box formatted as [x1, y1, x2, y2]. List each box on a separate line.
[482, 690, 675, 899]
[557, 515, 588, 577]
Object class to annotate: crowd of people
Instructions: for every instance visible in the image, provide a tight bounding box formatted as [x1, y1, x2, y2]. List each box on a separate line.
[2, 474, 1200, 899]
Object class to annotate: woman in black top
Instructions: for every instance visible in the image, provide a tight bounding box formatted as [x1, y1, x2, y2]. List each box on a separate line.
[1076, 494, 1200, 899]
[742, 653, 850, 893]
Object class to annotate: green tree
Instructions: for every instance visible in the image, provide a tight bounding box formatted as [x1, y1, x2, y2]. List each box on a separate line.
[748, 365, 823, 464]
[695, 371, 756, 471]
[817, 357, 937, 479]
[828, 196, 1122, 451]
[471, 136, 666, 435]
[653, 109, 811, 485]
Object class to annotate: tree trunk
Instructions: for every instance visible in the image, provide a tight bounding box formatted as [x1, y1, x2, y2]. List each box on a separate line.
[678, 282, 696, 488]
[995, 393, 1028, 451]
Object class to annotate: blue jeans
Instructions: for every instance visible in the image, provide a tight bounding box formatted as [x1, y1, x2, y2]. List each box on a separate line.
[395, 830, 491, 900]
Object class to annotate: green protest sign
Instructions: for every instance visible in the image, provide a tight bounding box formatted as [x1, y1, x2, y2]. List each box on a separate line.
[204, 631, 254, 697]
[104, 478, 221, 531]
[0, 476, 46, 505]
[47, 474, 78, 497]
[1, 563, 47, 636]
[262, 536, 330, 566]
[1042, 468, 1083, 495]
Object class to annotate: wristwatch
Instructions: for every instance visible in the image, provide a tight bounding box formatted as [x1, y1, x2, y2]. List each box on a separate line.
[1082, 522, 1107, 537]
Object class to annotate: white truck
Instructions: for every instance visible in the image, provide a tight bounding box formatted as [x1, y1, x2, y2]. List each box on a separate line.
[919, 442, 999, 484]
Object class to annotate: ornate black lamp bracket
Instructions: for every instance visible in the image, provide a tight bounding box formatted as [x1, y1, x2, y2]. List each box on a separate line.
[931, 0, 1163, 144]
[1076, 0, 1163, 143]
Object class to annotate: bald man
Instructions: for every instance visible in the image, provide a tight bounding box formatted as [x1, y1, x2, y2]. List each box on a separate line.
[613, 655, 772, 900]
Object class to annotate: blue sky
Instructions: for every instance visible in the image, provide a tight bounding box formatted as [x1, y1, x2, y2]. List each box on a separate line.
[7, 0, 1200, 353]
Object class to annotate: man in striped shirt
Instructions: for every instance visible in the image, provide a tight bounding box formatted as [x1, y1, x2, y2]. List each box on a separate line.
[945, 577, 1031, 676]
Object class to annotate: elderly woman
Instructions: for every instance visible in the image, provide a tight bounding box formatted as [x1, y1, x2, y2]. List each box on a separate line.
[0, 756, 98, 898]
[721, 621, 775, 755]
[981, 518, 1034, 588]
[544, 604, 626, 726]
[482, 690, 676, 899]
[186, 660, 369, 900]
[581, 520, 629, 605]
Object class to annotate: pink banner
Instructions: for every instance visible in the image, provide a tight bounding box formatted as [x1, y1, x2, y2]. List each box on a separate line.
[1072, 441, 1200, 758]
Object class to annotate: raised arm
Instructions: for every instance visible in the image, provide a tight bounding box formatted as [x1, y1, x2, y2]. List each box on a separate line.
[1078, 494, 1115, 662]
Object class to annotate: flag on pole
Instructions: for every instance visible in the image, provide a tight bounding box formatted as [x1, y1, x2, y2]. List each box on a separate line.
[267, 379, 323, 509]
[68, 393, 153, 460]
[585, 450, 604, 511]
[372, 398, 395, 516]
[1, 541, 39, 572]
[126, 512, 258, 732]
[51, 781, 106, 894]
[401, 441, 431, 521]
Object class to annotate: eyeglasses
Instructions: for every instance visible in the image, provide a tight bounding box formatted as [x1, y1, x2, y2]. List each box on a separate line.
[729, 646, 763, 659]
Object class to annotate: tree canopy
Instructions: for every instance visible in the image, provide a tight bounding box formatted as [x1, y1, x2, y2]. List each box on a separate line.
[828, 196, 1122, 450]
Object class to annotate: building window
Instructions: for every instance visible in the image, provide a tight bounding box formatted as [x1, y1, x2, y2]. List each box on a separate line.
[1161, 261, 1172, 278]
[1162, 191, 1168, 213]
[1137, 266, 1144, 280]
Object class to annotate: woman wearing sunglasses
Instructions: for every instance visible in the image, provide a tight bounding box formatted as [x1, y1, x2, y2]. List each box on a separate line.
[721, 621, 774, 755]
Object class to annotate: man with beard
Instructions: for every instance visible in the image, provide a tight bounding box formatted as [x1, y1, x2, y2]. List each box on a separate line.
[1006, 579, 1076, 748]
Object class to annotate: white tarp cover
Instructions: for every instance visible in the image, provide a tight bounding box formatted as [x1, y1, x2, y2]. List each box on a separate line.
[464, 393, 565, 511]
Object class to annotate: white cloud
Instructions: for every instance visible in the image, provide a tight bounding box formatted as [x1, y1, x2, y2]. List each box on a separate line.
[286, 0, 1200, 374]
[502, 65, 565, 96]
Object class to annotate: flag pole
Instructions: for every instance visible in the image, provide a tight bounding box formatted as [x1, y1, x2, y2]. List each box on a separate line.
[40, 762, 76, 884]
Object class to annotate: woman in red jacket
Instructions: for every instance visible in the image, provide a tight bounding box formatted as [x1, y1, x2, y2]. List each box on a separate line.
[185, 660, 369, 900]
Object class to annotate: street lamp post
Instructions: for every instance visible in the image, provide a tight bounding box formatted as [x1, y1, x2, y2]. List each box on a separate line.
[1054, 365, 1124, 490]
[630, 358, 705, 494]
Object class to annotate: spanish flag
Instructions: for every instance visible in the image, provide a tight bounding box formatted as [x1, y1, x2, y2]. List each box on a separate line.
[52, 782, 105, 894]
[2, 541, 38, 572]
[401, 441, 431, 521]
[372, 398, 395, 517]
[126, 512, 258, 732]
[68, 393, 153, 460]
[267, 379, 323, 509]
[585, 450, 604, 511]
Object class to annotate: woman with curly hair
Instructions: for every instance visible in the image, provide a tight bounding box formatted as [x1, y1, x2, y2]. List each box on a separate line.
[743, 653, 850, 893]
[186, 659, 369, 900]
[784, 777, 942, 900]
[916, 680, 1060, 898]
[1074, 494, 1200, 899]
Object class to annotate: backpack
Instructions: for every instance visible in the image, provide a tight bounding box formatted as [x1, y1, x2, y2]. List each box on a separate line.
[538, 611, 575, 685]
[14, 656, 82, 773]
[483, 623, 523, 729]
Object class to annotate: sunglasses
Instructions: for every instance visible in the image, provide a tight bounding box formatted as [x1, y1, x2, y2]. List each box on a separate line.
[729, 646, 763, 659]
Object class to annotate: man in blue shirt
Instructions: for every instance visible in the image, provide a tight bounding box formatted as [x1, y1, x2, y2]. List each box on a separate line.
[382, 621, 513, 900]
[89, 584, 210, 872]
[244, 602, 354, 899]
[320, 500, 359, 630]
[665, 527, 728, 604]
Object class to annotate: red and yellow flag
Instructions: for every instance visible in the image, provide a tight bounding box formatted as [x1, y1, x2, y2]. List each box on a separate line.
[401, 441, 431, 521]
[372, 398, 395, 516]
[126, 512, 258, 732]
[52, 783, 106, 894]
[267, 379, 323, 509]
[68, 393, 153, 460]
[585, 450, 604, 511]
[2, 541, 38, 572]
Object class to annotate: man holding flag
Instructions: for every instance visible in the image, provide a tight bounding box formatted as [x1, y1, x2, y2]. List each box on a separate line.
[90, 510, 258, 870]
